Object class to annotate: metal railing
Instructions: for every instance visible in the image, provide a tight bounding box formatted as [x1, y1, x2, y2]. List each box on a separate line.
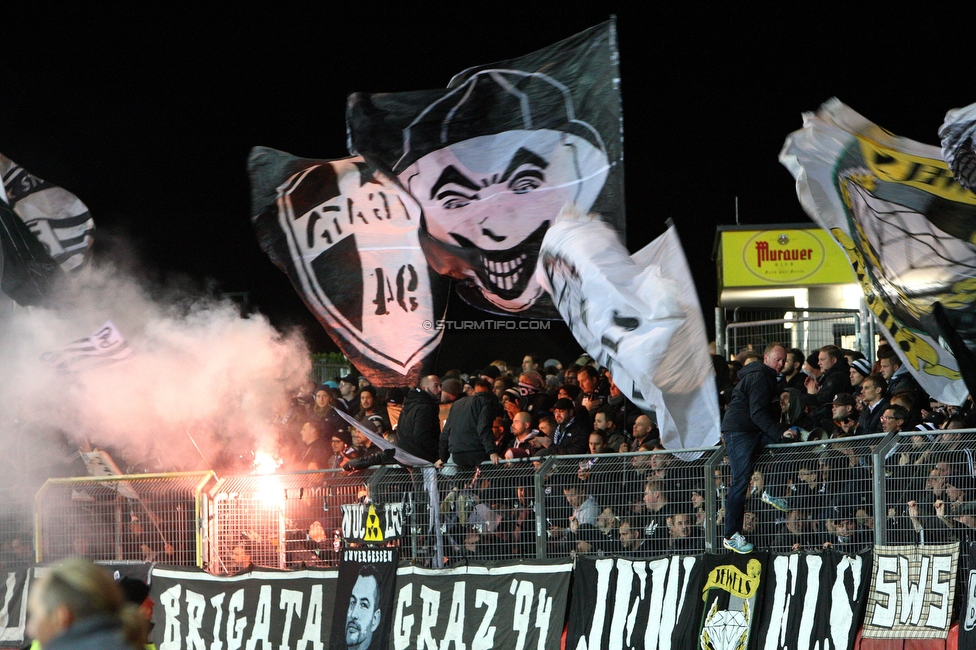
[34, 472, 217, 567]
[717, 307, 868, 360]
[23, 429, 976, 576]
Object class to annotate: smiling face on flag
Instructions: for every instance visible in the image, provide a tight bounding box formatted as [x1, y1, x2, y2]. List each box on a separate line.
[402, 128, 608, 313]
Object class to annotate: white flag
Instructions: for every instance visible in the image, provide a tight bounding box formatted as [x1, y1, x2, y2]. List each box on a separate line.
[535, 207, 721, 449]
[781, 98, 972, 405]
[42, 320, 133, 373]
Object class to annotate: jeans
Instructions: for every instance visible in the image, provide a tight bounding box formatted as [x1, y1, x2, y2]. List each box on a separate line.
[723, 430, 768, 539]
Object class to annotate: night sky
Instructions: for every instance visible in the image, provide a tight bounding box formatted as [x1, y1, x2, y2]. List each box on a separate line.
[2, 4, 972, 369]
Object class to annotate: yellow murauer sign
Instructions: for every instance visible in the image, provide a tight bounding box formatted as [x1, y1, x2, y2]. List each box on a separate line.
[721, 228, 855, 287]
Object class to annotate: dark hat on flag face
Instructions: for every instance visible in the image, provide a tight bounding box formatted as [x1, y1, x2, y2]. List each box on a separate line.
[832, 393, 856, 407]
[395, 70, 606, 172]
[553, 397, 575, 411]
[851, 358, 871, 377]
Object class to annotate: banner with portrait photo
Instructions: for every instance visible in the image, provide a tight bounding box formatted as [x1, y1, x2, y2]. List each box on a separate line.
[331, 547, 398, 650]
[861, 542, 958, 639]
[248, 147, 448, 387]
[347, 20, 623, 318]
[781, 98, 976, 405]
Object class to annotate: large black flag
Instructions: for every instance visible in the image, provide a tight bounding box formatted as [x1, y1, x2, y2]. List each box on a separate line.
[249, 147, 448, 387]
[347, 19, 624, 318]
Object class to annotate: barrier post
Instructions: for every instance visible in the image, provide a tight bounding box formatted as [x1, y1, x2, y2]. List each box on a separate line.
[704, 446, 726, 553]
[534, 456, 555, 560]
[872, 431, 898, 545]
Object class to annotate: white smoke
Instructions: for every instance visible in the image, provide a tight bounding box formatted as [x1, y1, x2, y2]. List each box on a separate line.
[0, 261, 312, 487]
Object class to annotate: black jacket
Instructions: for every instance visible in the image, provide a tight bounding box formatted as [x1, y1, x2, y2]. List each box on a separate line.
[721, 361, 784, 442]
[396, 388, 441, 462]
[806, 359, 853, 408]
[859, 397, 889, 434]
[439, 391, 501, 463]
[551, 415, 590, 455]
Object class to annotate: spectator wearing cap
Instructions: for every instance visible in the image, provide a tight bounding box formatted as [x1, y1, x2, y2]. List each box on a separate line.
[310, 385, 350, 445]
[396, 376, 442, 464]
[533, 398, 589, 456]
[337, 375, 359, 413]
[858, 374, 889, 433]
[517, 371, 555, 428]
[327, 427, 358, 470]
[830, 393, 859, 434]
[803, 352, 822, 383]
[439, 377, 463, 429]
[480, 366, 501, 384]
[850, 358, 872, 394]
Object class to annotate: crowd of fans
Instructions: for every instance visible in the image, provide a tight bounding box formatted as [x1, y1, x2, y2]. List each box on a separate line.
[270, 341, 976, 564]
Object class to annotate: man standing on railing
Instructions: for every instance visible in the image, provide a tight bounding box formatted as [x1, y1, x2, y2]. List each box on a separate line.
[721, 342, 789, 554]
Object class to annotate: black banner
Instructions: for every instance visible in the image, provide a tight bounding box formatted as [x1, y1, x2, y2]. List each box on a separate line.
[568, 555, 700, 650]
[958, 544, 976, 650]
[755, 551, 871, 650]
[393, 560, 572, 650]
[151, 565, 340, 649]
[674, 552, 769, 650]
[347, 20, 623, 318]
[0, 567, 29, 648]
[331, 548, 398, 650]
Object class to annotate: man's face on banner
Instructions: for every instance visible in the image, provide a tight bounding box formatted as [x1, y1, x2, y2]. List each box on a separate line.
[346, 574, 381, 650]
[402, 128, 608, 312]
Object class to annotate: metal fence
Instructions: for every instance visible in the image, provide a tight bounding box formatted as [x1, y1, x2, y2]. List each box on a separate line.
[22, 429, 976, 576]
[311, 361, 352, 386]
[717, 307, 871, 361]
[34, 472, 216, 566]
[207, 469, 368, 574]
